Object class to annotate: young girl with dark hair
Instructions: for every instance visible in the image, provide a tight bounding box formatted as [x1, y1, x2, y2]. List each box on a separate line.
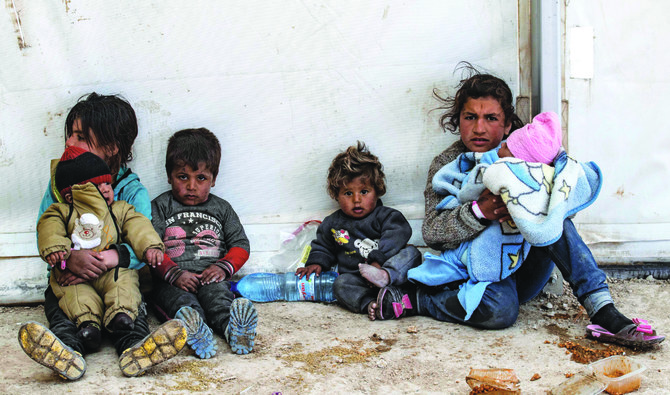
[374, 64, 664, 350]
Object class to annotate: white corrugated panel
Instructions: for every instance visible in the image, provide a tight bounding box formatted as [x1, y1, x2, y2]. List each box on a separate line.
[1, 1, 519, 303]
[566, 1, 670, 263]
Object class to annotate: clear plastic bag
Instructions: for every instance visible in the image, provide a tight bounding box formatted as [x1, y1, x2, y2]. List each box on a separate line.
[270, 220, 321, 271]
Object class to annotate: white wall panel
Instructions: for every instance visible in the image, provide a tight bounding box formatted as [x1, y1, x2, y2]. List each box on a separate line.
[0, 1, 518, 303]
[565, 1, 670, 262]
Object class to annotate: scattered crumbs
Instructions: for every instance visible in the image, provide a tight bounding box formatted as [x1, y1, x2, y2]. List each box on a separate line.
[558, 341, 625, 364]
[152, 360, 236, 392]
[279, 339, 389, 374]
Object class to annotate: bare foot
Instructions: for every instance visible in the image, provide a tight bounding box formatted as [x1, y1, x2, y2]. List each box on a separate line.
[367, 301, 378, 321]
[359, 263, 390, 288]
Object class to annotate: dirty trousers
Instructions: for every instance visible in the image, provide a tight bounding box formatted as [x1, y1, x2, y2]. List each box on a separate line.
[333, 245, 422, 313]
[44, 284, 151, 355]
[49, 268, 141, 329]
[152, 279, 235, 337]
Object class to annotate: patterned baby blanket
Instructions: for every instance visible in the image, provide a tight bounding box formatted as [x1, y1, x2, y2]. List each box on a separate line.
[408, 149, 602, 320]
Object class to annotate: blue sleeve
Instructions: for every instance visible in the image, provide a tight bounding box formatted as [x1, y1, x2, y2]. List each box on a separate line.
[36, 180, 57, 242]
[119, 182, 152, 220]
[117, 179, 152, 270]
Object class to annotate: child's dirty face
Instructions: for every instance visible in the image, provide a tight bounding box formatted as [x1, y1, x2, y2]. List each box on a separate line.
[168, 162, 215, 206]
[97, 182, 114, 205]
[459, 97, 511, 153]
[337, 176, 377, 219]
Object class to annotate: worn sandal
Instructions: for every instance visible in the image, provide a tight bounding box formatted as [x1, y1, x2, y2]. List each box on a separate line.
[586, 318, 665, 349]
[175, 306, 217, 359]
[225, 298, 258, 355]
[376, 286, 413, 320]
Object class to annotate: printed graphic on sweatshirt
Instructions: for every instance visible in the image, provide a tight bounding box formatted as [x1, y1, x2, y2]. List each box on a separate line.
[162, 211, 223, 260]
[354, 238, 379, 259]
[72, 213, 103, 250]
[331, 229, 350, 245]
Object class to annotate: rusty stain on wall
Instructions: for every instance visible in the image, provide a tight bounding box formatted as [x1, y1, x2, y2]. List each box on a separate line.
[6, 0, 28, 50]
[43, 112, 64, 137]
[615, 186, 625, 198]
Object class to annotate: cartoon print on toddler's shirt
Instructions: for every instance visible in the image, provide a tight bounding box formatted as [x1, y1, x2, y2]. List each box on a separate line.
[354, 238, 379, 259]
[162, 211, 224, 261]
[330, 228, 380, 261]
[331, 229, 350, 245]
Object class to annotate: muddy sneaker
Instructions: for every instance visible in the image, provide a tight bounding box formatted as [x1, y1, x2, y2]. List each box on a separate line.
[118, 319, 187, 377]
[175, 306, 217, 359]
[225, 298, 258, 355]
[18, 321, 86, 380]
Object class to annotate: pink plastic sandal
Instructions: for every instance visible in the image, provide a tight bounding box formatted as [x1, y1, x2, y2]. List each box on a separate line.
[586, 318, 665, 349]
[376, 286, 413, 320]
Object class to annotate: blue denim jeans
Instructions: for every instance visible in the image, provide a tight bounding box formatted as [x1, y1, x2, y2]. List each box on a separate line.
[416, 218, 613, 329]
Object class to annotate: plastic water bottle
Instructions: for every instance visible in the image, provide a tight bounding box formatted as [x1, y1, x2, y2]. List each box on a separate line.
[232, 272, 338, 302]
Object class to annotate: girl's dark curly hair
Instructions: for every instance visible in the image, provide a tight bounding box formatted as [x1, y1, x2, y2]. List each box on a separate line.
[327, 141, 386, 199]
[434, 62, 524, 135]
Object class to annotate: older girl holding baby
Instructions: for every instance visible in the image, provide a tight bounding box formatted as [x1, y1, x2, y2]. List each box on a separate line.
[374, 64, 664, 349]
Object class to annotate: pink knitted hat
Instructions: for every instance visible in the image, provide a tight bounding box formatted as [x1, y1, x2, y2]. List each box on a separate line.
[506, 111, 562, 164]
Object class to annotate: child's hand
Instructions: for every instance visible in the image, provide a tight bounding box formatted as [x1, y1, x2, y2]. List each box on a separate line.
[200, 264, 226, 285]
[296, 264, 322, 279]
[46, 251, 67, 268]
[476, 188, 511, 223]
[174, 271, 201, 293]
[67, 249, 106, 280]
[145, 249, 163, 268]
[57, 270, 87, 286]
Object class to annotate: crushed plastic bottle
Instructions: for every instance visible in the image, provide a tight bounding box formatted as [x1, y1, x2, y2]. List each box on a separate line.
[231, 272, 338, 302]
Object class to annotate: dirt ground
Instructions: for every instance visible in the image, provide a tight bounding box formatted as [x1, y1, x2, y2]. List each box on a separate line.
[0, 278, 668, 394]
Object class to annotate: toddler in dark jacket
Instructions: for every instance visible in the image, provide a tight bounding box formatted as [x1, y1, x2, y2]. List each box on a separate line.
[151, 128, 257, 357]
[297, 142, 421, 320]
